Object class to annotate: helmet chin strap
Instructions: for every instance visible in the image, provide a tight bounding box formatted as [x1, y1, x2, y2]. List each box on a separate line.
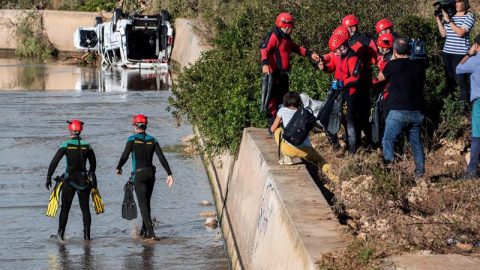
[281, 27, 289, 34]
[380, 48, 391, 55]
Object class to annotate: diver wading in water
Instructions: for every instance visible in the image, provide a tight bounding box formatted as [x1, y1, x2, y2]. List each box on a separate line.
[116, 114, 174, 239]
[46, 120, 97, 241]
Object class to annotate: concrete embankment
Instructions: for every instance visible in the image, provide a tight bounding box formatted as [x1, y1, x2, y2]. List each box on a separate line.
[0, 9, 98, 52]
[206, 128, 347, 269]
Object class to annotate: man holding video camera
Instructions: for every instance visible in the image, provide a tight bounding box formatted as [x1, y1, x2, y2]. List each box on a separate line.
[377, 38, 427, 180]
[435, 0, 475, 103]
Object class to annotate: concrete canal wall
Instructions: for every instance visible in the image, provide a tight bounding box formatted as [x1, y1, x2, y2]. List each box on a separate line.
[0, 10, 98, 52]
[206, 129, 346, 269]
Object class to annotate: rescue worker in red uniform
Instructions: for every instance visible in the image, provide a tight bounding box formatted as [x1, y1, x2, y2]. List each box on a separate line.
[375, 18, 400, 39]
[371, 33, 395, 146]
[374, 33, 395, 102]
[321, 26, 351, 64]
[319, 34, 362, 154]
[260, 13, 320, 135]
[342, 14, 378, 149]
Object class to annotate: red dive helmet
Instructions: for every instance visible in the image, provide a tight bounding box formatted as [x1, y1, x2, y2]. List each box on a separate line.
[329, 34, 348, 51]
[332, 26, 350, 38]
[67, 120, 83, 133]
[276, 13, 294, 28]
[377, 33, 394, 48]
[342, 14, 359, 27]
[376, 19, 393, 33]
[132, 114, 148, 125]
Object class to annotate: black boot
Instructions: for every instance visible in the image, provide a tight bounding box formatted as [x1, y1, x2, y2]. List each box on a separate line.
[145, 230, 156, 239]
[84, 227, 91, 241]
[140, 223, 146, 238]
[51, 230, 64, 241]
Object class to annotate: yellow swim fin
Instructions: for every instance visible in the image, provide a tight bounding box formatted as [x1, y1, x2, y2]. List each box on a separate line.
[91, 188, 105, 215]
[46, 181, 63, 218]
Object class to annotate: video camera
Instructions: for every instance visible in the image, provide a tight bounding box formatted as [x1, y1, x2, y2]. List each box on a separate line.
[408, 38, 428, 61]
[433, 0, 456, 18]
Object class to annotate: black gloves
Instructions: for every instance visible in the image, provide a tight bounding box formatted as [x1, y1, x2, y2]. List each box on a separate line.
[46, 176, 52, 190]
[88, 172, 98, 189]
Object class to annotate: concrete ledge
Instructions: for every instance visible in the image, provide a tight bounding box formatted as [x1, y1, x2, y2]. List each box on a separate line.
[205, 128, 347, 269]
[383, 254, 480, 270]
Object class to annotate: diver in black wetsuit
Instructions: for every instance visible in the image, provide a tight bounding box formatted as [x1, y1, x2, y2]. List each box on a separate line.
[116, 114, 174, 239]
[46, 120, 97, 241]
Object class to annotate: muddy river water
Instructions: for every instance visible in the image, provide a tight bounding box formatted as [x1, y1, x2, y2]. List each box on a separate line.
[0, 58, 229, 269]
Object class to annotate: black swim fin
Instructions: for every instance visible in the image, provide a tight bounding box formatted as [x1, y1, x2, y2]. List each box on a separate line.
[122, 180, 137, 220]
[371, 94, 384, 144]
[260, 73, 273, 113]
[327, 90, 344, 135]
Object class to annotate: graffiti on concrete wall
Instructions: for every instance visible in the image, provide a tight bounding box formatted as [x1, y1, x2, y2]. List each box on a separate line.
[256, 177, 275, 235]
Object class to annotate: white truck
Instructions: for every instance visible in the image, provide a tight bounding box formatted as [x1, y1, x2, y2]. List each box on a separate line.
[73, 9, 173, 69]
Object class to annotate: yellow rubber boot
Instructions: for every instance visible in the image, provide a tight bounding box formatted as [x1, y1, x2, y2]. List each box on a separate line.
[322, 164, 339, 182]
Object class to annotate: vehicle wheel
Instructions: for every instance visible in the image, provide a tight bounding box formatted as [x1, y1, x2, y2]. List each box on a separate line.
[113, 8, 122, 31]
[94, 17, 103, 27]
[161, 10, 170, 22]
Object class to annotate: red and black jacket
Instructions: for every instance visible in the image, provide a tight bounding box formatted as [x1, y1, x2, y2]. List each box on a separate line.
[260, 27, 312, 74]
[348, 32, 378, 81]
[373, 50, 393, 98]
[323, 49, 362, 95]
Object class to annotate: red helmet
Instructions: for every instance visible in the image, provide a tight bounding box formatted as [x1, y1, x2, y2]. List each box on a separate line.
[132, 114, 148, 125]
[276, 13, 294, 28]
[329, 34, 348, 51]
[67, 120, 83, 132]
[332, 26, 350, 38]
[377, 33, 394, 48]
[376, 19, 393, 33]
[342, 14, 359, 27]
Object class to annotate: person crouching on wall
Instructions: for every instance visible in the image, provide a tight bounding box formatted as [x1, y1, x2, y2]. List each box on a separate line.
[270, 91, 337, 181]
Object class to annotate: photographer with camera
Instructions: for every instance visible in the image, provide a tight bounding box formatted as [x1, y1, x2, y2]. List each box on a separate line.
[377, 38, 427, 181]
[435, 0, 475, 103]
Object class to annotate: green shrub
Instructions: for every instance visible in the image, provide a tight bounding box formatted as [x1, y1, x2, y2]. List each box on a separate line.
[77, 0, 117, 12]
[15, 11, 58, 59]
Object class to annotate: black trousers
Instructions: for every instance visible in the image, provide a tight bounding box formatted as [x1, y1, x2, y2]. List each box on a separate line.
[266, 74, 289, 128]
[133, 168, 156, 233]
[59, 174, 91, 234]
[443, 52, 470, 102]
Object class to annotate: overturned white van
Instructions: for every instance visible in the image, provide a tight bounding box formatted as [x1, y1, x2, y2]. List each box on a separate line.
[73, 9, 173, 69]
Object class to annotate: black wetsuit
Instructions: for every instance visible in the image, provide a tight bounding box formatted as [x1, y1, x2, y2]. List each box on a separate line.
[116, 132, 172, 237]
[48, 136, 96, 237]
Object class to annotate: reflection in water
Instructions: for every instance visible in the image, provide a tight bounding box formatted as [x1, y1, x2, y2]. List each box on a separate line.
[19, 64, 46, 90]
[0, 58, 172, 91]
[50, 243, 94, 270]
[124, 244, 155, 270]
[77, 66, 172, 92]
